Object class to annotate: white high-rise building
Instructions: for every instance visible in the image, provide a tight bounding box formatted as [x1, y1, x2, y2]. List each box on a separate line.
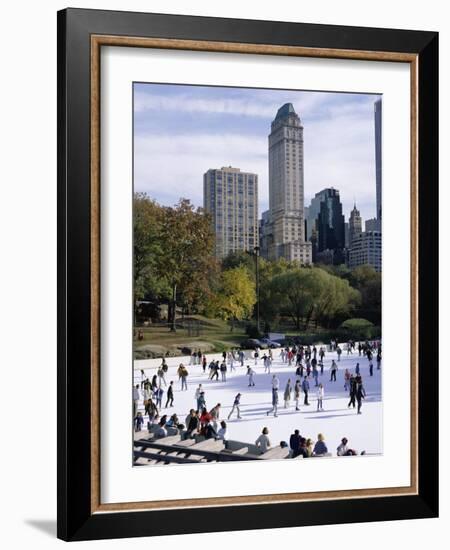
[260, 103, 312, 264]
[204, 166, 258, 258]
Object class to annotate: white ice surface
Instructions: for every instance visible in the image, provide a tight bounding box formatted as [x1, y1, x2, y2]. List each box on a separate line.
[133, 346, 382, 456]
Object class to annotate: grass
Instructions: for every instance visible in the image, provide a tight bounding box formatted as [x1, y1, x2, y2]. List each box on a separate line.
[134, 315, 247, 357]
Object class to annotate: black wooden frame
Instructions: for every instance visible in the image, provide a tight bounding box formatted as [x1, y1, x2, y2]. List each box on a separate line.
[57, 8, 439, 541]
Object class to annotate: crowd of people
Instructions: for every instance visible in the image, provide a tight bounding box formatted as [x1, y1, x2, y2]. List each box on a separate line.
[133, 339, 381, 459]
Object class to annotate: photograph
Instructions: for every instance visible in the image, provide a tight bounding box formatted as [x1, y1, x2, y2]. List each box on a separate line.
[132, 83, 383, 466]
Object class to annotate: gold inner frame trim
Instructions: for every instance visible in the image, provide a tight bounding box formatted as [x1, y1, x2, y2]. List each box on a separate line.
[90, 34, 419, 514]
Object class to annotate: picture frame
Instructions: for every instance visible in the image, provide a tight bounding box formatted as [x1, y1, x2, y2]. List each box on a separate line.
[57, 7, 439, 541]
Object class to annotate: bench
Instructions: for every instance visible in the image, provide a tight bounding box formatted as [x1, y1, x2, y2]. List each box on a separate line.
[260, 446, 291, 460]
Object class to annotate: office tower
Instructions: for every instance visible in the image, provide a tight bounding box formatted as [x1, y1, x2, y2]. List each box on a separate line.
[365, 217, 381, 232]
[260, 103, 312, 263]
[203, 166, 258, 258]
[348, 230, 382, 273]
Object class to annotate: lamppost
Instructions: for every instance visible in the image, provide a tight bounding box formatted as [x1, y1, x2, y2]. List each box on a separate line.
[254, 245, 260, 335]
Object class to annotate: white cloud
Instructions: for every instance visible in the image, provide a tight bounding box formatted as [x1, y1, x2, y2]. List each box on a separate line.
[134, 94, 378, 222]
[134, 89, 329, 120]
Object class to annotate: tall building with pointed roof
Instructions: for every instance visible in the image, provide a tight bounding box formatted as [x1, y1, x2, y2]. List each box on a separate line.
[260, 103, 312, 263]
[348, 203, 362, 246]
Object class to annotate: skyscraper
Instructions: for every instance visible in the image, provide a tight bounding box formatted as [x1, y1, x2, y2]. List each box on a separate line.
[306, 188, 345, 265]
[203, 166, 258, 258]
[374, 98, 382, 221]
[348, 231, 382, 273]
[348, 204, 362, 246]
[260, 103, 312, 263]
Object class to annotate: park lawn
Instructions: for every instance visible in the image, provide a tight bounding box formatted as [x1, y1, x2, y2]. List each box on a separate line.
[134, 315, 247, 357]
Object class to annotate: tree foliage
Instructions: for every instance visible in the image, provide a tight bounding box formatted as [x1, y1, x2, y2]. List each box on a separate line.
[208, 266, 256, 330]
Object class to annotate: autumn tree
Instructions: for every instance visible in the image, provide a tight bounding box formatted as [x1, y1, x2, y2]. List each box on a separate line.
[209, 266, 256, 331]
[159, 199, 215, 331]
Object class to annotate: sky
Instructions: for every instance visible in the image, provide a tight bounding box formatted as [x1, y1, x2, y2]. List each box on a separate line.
[133, 82, 381, 223]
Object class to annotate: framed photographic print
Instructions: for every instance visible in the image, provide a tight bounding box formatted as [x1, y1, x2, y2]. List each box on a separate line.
[57, 8, 439, 541]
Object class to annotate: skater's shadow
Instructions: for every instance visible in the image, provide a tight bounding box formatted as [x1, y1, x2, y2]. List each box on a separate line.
[306, 413, 357, 420]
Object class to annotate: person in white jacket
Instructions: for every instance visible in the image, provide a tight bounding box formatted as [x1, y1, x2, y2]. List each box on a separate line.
[255, 427, 271, 454]
[317, 383, 325, 411]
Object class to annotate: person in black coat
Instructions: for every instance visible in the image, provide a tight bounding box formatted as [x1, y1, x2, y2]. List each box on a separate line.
[348, 375, 356, 408]
[289, 429, 302, 458]
[165, 381, 174, 408]
[356, 379, 366, 414]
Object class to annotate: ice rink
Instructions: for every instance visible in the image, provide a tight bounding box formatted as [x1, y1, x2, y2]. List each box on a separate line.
[134, 345, 382, 456]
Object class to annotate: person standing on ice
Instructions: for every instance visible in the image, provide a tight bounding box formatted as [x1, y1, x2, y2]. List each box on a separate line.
[369, 359, 374, 376]
[283, 378, 292, 408]
[220, 360, 227, 382]
[228, 393, 242, 420]
[267, 387, 279, 417]
[344, 368, 351, 391]
[330, 360, 338, 382]
[356, 377, 366, 414]
[336, 345, 342, 361]
[271, 374, 280, 391]
[316, 383, 324, 411]
[355, 362, 360, 376]
[263, 354, 271, 373]
[294, 379, 301, 411]
[348, 375, 356, 408]
[312, 363, 319, 386]
[247, 365, 255, 386]
[302, 376, 310, 406]
[280, 348, 286, 363]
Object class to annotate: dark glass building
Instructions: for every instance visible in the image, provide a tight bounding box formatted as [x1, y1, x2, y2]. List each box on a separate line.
[308, 188, 345, 265]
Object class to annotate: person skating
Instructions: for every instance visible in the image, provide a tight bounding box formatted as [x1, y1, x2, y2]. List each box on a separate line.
[330, 360, 338, 382]
[134, 411, 144, 432]
[267, 387, 279, 417]
[220, 360, 227, 382]
[302, 376, 310, 406]
[228, 393, 242, 420]
[247, 365, 255, 386]
[348, 376, 356, 408]
[165, 381, 174, 408]
[312, 363, 319, 386]
[369, 359, 374, 376]
[316, 383, 324, 411]
[356, 377, 366, 414]
[294, 379, 301, 411]
[336, 345, 342, 361]
[271, 374, 280, 391]
[344, 368, 351, 391]
[284, 378, 292, 408]
[133, 384, 140, 417]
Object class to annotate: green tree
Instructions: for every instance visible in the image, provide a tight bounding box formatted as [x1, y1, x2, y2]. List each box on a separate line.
[133, 194, 169, 317]
[209, 266, 256, 331]
[159, 199, 215, 331]
[340, 318, 374, 340]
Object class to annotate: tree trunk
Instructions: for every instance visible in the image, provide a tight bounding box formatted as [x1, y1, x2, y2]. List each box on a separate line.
[170, 282, 177, 332]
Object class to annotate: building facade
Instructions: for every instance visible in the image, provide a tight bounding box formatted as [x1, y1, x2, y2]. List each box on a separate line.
[348, 204, 363, 247]
[203, 166, 258, 258]
[348, 230, 382, 272]
[260, 103, 312, 264]
[306, 188, 345, 264]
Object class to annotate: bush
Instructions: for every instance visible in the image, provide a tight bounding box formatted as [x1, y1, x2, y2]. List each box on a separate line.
[245, 323, 262, 339]
[339, 318, 374, 340]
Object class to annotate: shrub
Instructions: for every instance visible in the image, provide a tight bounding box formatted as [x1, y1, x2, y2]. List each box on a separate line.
[339, 318, 374, 340]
